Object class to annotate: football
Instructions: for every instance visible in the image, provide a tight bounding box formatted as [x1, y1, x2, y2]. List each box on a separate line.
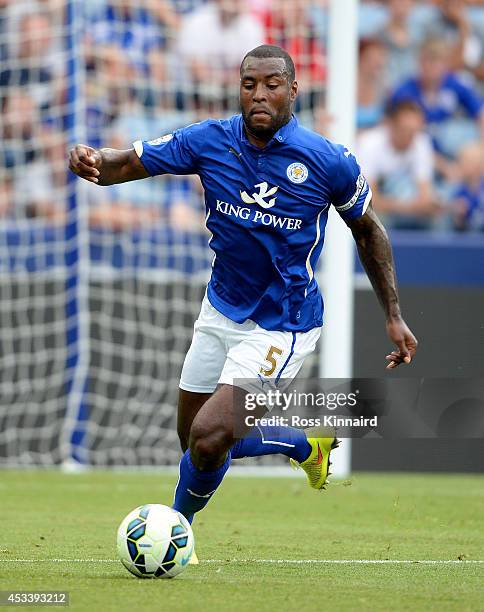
[116, 504, 194, 578]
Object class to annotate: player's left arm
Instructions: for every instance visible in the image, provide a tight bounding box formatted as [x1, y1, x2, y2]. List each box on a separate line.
[347, 202, 418, 369]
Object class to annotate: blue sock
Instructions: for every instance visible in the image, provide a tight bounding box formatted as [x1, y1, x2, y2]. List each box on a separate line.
[231, 425, 311, 463]
[173, 450, 231, 523]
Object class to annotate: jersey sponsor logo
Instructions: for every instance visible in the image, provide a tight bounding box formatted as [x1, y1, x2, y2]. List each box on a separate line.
[240, 182, 278, 209]
[147, 134, 173, 145]
[216, 199, 302, 231]
[286, 162, 309, 184]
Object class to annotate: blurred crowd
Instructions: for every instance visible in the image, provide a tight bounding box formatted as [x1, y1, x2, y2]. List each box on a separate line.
[0, 0, 482, 232]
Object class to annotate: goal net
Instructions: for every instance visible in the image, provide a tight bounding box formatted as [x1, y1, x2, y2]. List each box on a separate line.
[0, 0, 326, 466]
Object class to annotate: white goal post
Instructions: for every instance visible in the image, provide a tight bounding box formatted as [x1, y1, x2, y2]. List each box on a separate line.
[318, 0, 360, 478]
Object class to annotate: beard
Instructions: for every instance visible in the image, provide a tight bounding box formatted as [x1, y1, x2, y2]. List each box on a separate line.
[240, 105, 292, 141]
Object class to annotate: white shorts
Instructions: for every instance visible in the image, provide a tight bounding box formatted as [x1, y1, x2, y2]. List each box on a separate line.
[179, 294, 321, 394]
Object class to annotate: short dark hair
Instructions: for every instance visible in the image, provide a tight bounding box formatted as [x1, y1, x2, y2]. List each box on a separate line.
[241, 45, 296, 83]
[385, 99, 423, 119]
[358, 37, 386, 58]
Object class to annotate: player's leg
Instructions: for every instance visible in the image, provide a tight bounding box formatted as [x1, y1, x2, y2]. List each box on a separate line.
[177, 390, 212, 452]
[173, 384, 253, 522]
[223, 325, 320, 462]
[177, 293, 227, 451]
[173, 294, 235, 522]
[222, 326, 339, 488]
[231, 421, 312, 462]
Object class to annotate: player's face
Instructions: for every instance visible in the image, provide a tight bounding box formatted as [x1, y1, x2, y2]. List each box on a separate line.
[240, 57, 297, 143]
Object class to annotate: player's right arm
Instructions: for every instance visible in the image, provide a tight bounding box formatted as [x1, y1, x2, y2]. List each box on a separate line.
[70, 122, 208, 185]
[69, 145, 149, 186]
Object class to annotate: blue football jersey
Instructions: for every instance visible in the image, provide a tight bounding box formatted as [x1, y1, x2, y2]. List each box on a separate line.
[133, 115, 371, 332]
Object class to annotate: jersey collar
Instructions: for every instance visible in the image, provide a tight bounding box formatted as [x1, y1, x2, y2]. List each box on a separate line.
[238, 114, 298, 149]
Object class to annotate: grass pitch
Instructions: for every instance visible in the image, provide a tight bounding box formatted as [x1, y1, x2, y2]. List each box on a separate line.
[0, 470, 482, 611]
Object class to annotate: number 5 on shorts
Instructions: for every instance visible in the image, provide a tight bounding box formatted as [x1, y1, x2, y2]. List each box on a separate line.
[260, 345, 284, 376]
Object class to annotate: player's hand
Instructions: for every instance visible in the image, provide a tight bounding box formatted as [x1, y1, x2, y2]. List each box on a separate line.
[385, 317, 418, 369]
[69, 144, 102, 184]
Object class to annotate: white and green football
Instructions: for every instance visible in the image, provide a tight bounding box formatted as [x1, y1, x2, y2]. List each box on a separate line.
[116, 504, 194, 578]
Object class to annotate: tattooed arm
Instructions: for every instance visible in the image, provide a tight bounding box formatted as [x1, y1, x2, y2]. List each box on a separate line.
[348, 203, 418, 369]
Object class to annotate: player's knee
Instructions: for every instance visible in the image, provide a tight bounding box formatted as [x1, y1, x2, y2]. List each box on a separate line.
[189, 419, 232, 469]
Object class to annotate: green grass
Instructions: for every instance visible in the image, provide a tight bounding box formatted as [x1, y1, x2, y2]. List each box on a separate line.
[0, 471, 483, 611]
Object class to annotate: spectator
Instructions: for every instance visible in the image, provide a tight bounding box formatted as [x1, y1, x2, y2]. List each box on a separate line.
[379, 0, 421, 89]
[1, 89, 41, 169]
[357, 100, 440, 230]
[176, 0, 264, 111]
[0, 89, 59, 219]
[87, 0, 169, 78]
[451, 141, 484, 231]
[260, 0, 326, 111]
[389, 38, 483, 168]
[357, 38, 388, 130]
[0, 168, 12, 218]
[85, 41, 144, 149]
[0, 11, 58, 110]
[425, 0, 484, 81]
[149, 0, 180, 36]
[2, 0, 64, 60]
[358, 0, 388, 38]
[0, 0, 8, 63]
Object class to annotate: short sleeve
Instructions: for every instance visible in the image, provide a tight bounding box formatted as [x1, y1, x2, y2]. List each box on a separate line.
[133, 121, 208, 176]
[331, 149, 373, 221]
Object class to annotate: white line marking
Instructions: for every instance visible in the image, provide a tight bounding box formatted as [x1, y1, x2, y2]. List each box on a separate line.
[0, 559, 482, 565]
[208, 559, 484, 565]
[186, 488, 217, 499]
[257, 426, 295, 449]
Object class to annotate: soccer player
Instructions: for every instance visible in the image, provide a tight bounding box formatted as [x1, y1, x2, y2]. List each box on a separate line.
[69, 45, 418, 527]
